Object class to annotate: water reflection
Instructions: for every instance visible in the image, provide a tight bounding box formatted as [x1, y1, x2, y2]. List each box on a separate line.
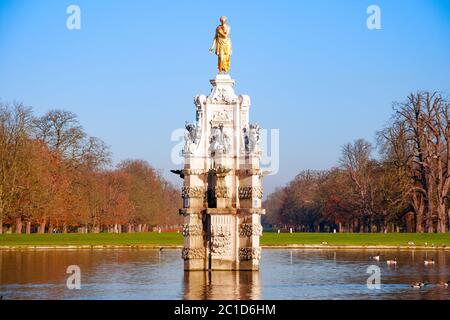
[260, 249, 450, 300]
[0, 248, 449, 300]
[183, 271, 261, 300]
[0, 249, 184, 300]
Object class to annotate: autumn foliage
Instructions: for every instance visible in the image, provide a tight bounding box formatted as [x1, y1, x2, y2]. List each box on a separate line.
[264, 92, 450, 233]
[0, 102, 181, 234]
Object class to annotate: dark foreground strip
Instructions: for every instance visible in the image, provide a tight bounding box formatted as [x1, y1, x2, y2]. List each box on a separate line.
[0, 300, 448, 319]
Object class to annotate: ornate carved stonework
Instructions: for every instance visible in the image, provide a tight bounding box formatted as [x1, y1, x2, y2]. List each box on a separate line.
[238, 186, 263, 199]
[209, 124, 231, 155]
[241, 208, 266, 216]
[182, 186, 205, 199]
[244, 123, 261, 153]
[183, 169, 206, 176]
[253, 186, 263, 199]
[211, 109, 233, 122]
[178, 209, 203, 216]
[182, 223, 203, 237]
[236, 169, 263, 176]
[211, 225, 232, 257]
[209, 87, 238, 105]
[238, 186, 252, 199]
[182, 248, 206, 260]
[239, 223, 263, 237]
[213, 166, 231, 177]
[194, 94, 207, 108]
[212, 225, 230, 237]
[176, 74, 264, 270]
[215, 186, 231, 198]
[239, 247, 261, 261]
[183, 122, 202, 155]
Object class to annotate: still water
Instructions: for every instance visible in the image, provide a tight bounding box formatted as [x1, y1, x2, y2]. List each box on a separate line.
[1, 249, 449, 300]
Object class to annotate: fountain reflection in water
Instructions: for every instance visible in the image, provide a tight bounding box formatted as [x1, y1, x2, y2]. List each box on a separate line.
[1, 249, 450, 299]
[183, 271, 261, 300]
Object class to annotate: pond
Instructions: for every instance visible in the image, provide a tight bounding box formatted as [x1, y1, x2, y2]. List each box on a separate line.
[0, 249, 449, 300]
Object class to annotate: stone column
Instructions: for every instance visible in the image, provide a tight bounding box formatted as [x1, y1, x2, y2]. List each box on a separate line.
[180, 163, 207, 270]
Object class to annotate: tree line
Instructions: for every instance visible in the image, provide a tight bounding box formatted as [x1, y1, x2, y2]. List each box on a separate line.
[264, 92, 450, 233]
[0, 101, 181, 234]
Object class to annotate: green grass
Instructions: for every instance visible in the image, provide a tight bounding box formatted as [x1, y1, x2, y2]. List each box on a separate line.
[0, 232, 449, 247]
[0, 232, 183, 246]
[260, 232, 450, 246]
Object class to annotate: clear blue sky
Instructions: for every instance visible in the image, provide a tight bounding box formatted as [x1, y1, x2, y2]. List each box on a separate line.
[1, 0, 450, 194]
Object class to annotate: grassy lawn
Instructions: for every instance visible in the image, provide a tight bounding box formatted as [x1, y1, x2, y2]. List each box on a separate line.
[0, 232, 183, 246]
[0, 232, 449, 247]
[260, 232, 450, 246]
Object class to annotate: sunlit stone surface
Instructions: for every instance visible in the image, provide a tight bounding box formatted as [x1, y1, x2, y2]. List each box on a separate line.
[177, 74, 265, 270]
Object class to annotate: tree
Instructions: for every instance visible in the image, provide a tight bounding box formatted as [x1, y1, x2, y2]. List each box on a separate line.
[378, 121, 420, 231]
[117, 160, 178, 230]
[262, 92, 450, 234]
[0, 101, 182, 234]
[0, 102, 33, 233]
[263, 187, 287, 226]
[340, 139, 378, 232]
[317, 168, 356, 232]
[33, 110, 85, 160]
[381, 92, 450, 232]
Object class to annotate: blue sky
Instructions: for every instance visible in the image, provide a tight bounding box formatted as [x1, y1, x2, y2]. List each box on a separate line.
[1, 0, 450, 194]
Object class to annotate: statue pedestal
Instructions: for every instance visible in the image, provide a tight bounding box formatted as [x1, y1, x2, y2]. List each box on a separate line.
[178, 74, 265, 271]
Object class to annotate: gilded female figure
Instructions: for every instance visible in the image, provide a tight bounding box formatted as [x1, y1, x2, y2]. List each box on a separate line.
[209, 16, 232, 74]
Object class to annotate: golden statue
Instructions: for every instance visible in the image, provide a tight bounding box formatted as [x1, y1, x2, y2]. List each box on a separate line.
[209, 16, 232, 74]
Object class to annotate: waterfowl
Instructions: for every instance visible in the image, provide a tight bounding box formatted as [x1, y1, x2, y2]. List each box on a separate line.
[370, 253, 380, 261]
[424, 258, 435, 265]
[438, 281, 449, 288]
[386, 258, 397, 265]
[410, 282, 425, 288]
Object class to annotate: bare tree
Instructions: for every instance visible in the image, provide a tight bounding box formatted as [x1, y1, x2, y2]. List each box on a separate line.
[33, 110, 85, 160]
[378, 121, 422, 231]
[80, 136, 111, 171]
[340, 139, 377, 232]
[383, 92, 450, 233]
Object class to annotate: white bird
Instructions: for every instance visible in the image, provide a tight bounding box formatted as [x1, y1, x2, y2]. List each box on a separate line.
[424, 258, 435, 266]
[370, 253, 380, 261]
[411, 282, 425, 288]
[387, 258, 398, 265]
